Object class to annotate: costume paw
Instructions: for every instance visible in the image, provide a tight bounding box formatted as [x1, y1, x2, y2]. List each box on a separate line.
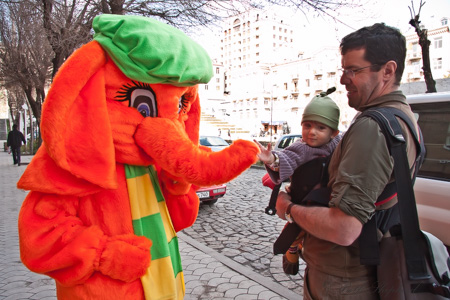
[98, 234, 152, 282]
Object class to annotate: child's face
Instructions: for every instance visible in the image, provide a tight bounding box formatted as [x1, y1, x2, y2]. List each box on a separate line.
[301, 121, 338, 147]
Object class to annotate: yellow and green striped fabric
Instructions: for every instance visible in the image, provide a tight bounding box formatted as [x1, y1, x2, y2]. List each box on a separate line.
[125, 165, 185, 300]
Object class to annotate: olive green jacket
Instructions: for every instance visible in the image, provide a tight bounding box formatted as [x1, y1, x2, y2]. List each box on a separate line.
[302, 90, 419, 278]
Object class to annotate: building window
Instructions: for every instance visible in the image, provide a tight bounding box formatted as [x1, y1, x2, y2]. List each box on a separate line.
[216, 86, 220, 90]
[412, 42, 419, 54]
[435, 37, 442, 49]
[442, 17, 448, 26]
[205, 85, 209, 90]
[434, 57, 442, 70]
[215, 67, 220, 74]
[305, 79, 310, 87]
[216, 78, 220, 83]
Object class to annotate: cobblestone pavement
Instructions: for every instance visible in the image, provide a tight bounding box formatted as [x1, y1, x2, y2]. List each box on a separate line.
[182, 167, 306, 296]
[0, 152, 305, 299]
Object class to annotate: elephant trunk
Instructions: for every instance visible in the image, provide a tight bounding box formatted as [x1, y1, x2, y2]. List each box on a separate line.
[135, 117, 259, 186]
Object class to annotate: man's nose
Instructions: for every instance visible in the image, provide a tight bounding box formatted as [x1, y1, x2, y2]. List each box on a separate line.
[340, 73, 351, 85]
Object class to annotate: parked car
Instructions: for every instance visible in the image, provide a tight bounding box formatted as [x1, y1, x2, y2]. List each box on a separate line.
[273, 133, 302, 151]
[196, 184, 227, 205]
[407, 91, 450, 249]
[197, 135, 229, 204]
[199, 135, 229, 152]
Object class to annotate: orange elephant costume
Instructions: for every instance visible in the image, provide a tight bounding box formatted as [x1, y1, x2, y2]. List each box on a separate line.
[17, 15, 258, 300]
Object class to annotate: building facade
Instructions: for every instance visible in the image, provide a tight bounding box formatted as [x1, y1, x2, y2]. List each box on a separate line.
[198, 10, 450, 139]
[404, 17, 450, 83]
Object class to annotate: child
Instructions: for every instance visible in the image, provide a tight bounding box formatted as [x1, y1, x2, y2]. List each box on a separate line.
[254, 88, 341, 275]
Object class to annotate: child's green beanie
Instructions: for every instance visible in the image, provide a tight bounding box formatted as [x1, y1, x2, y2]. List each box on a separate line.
[302, 87, 340, 130]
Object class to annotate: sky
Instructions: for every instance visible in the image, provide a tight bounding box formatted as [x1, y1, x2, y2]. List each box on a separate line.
[290, 0, 450, 50]
[193, 0, 450, 58]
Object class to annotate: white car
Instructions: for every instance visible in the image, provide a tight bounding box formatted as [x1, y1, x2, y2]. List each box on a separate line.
[197, 135, 229, 204]
[199, 136, 229, 152]
[273, 133, 302, 151]
[407, 91, 450, 250]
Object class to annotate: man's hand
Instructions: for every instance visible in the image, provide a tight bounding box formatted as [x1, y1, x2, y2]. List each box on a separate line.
[275, 191, 292, 220]
[276, 191, 363, 246]
[254, 140, 274, 164]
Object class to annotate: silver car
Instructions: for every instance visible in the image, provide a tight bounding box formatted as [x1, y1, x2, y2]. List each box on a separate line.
[199, 136, 229, 152]
[407, 91, 450, 250]
[273, 133, 302, 151]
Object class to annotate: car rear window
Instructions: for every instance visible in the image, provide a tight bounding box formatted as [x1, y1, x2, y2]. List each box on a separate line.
[411, 101, 450, 181]
[277, 135, 301, 149]
[199, 136, 229, 147]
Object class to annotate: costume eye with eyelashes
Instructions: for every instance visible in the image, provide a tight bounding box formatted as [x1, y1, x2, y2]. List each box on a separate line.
[178, 95, 188, 114]
[115, 81, 158, 118]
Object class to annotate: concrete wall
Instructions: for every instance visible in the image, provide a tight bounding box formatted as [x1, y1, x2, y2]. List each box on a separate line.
[400, 78, 450, 95]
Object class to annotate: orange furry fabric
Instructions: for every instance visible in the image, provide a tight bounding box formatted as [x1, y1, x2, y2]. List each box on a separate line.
[18, 40, 258, 299]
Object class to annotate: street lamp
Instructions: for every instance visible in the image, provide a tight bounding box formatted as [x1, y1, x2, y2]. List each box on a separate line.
[21, 103, 28, 141]
[270, 84, 278, 145]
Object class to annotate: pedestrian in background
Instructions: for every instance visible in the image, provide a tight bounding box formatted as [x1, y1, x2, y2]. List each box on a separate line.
[7, 124, 26, 166]
[275, 23, 420, 299]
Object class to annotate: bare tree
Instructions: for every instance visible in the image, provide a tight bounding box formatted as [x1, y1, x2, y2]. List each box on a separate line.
[0, 0, 52, 142]
[41, 0, 98, 78]
[1, 0, 360, 151]
[409, 0, 437, 93]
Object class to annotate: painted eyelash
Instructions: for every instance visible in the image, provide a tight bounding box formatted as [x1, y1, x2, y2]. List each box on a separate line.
[179, 96, 188, 114]
[115, 81, 153, 102]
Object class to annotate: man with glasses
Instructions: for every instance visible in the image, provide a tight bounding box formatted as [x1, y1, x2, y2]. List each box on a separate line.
[275, 23, 420, 299]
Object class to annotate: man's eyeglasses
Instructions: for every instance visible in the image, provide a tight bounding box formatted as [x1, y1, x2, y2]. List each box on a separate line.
[340, 64, 379, 79]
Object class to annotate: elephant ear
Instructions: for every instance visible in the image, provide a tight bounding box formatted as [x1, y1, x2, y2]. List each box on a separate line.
[41, 41, 117, 189]
[183, 86, 201, 144]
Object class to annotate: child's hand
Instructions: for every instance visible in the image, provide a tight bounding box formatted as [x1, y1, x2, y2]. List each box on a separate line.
[253, 140, 274, 164]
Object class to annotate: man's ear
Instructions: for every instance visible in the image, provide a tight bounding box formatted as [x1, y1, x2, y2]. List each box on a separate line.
[383, 60, 397, 81]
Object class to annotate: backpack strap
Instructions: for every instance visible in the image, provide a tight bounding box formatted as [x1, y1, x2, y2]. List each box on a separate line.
[272, 156, 331, 255]
[357, 107, 430, 280]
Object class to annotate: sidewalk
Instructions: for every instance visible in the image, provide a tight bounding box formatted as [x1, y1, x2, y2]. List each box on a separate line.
[0, 152, 299, 300]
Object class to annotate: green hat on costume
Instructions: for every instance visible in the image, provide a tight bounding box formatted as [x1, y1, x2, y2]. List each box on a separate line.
[302, 87, 340, 130]
[93, 14, 213, 87]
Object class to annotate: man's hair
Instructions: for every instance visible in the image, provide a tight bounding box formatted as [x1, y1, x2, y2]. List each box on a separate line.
[12, 124, 17, 130]
[340, 23, 406, 85]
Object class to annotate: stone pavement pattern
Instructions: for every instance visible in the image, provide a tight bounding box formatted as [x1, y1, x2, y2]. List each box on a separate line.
[0, 152, 304, 299]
